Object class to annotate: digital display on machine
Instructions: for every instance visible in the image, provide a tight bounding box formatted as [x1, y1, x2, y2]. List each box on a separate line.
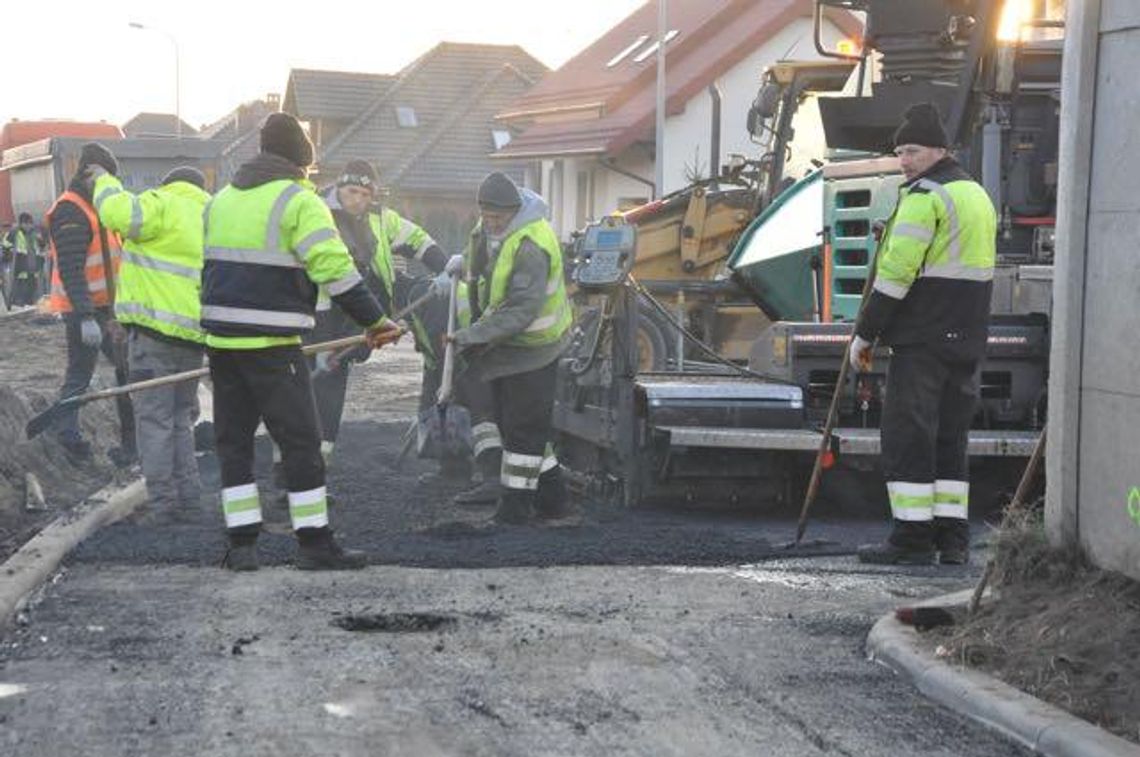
[594, 230, 625, 248]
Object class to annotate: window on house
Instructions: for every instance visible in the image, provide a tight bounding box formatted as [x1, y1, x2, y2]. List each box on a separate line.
[607, 35, 649, 67]
[395, 106, 418, 128]
[491, 129, 512, 150]
[632, 30, 679, 63]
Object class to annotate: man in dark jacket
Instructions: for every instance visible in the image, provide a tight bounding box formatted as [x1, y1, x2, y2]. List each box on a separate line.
[853, 103, 997, 566]
[46, 144, 137, 465]
[6, 212, 43, 306]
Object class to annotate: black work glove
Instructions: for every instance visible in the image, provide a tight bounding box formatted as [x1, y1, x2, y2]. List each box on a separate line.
[78, 142, 119, 177]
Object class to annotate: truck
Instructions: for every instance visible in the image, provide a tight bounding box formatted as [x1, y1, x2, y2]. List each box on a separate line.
[553, 0, 1060, 510]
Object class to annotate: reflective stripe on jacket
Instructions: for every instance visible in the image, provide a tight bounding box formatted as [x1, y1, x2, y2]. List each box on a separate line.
[201, 179, 363, 349]
[481, 218, 571, 348]
[857, 158, 997, 353]
[45, 191, 121, 313]
[94, 173, 209, 344]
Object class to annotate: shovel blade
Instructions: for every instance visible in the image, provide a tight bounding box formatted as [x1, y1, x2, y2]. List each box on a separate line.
[25, 399, 74, 440]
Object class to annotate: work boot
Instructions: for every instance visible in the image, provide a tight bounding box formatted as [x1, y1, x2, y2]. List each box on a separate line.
[534, 466, 571, 521]
[454, 448, 502, 505]
[295, 527, 366, 571]
[934, 517, 971, 565]
[492, 490, 533, 525]
[857, 520, 936, 565]
[224, 526, 260, 572]
[453, 479, 501, 506]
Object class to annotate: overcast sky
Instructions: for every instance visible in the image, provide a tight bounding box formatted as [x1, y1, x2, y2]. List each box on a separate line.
[4, 0, 647, 129]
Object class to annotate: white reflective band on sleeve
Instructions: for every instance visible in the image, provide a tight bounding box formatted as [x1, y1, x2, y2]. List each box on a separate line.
[127, 197, 144, 241]
[540, 455, 558, 473]
[414, 236, 434, 258]
[391, 221, 416, 249]
[321, 441, 335, 455]
[891, 222, 934, 245]
[295, 228, 338, 259]
[94, 186, 122, 208]
[288, 487, 327, 507]
[524, 310, 560, 333]
[326, 270, 363, 296]
[873, 278, 910, 300]
[546, 277, 560, 295]
[932, 503, 968, 519]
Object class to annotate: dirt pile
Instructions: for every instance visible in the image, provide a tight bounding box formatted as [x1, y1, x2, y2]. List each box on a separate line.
[0, 311, 125, 559]
[930, 506, 1140, 744]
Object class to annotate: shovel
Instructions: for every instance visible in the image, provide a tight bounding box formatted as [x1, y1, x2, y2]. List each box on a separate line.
[25, 289, 438, 440]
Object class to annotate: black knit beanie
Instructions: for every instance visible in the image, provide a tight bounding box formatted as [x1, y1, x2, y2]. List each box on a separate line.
[893, 103, 948, 149]
[337, 159, 378, 190]
[78, 142, 119, 177]
[161, 166, 207, 190]
[477, 172, 522, 210]
[260, 113, 314, 168]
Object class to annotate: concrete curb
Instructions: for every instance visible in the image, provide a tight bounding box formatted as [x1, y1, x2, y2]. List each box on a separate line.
[0, 479, 146, 633]
[866, 593, 1140, 757]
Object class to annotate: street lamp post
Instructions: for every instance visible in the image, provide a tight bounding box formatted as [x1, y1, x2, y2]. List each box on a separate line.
[128, 22, 181, 139]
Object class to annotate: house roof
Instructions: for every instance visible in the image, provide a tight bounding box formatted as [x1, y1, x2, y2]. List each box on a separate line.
[122, 112, 198, 138]
[282, 69, 395, 121]
[493, 0, 862, 159]
[309, 42, 548, 196]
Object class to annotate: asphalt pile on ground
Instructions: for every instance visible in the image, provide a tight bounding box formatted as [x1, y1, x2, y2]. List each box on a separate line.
[72, 419, 863, 570]
[0, 310, 123, 561]
[927, 505, 1140, 744]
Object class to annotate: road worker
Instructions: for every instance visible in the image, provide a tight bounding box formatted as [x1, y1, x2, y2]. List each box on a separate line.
[852, 103, 997, 566]
[450, 172, 572, 524]
[45, 143, 136, 465]
[5, 212, 44, 306]
[90, 161, 210, 520]
[303, 158, 458, 469]
[201, 113, 400, 571]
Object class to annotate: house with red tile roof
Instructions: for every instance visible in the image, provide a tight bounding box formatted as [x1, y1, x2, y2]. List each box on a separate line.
[492, 0, 862, 239]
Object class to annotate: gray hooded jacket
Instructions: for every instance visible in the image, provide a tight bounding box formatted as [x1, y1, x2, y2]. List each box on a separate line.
[454, 189, 571, 381]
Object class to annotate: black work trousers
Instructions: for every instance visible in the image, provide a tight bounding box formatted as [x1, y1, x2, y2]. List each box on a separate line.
[881, 344, 979, 485]
[312, 362, 351, 445]
[208, 346, 324, 495]
[57, 309, 135, 450]
[491, 359, 561, 507]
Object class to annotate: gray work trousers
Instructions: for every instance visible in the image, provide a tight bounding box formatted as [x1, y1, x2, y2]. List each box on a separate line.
[127, 328, 204, 509]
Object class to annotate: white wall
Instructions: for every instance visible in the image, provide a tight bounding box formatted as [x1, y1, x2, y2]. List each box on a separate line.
[539, 16, 851, 241]
[660, 16, 850, 194]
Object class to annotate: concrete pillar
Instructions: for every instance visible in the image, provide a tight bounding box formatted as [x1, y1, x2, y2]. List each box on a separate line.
[1048, 0, 1140, 579]
[1046, 0, 1100, 548]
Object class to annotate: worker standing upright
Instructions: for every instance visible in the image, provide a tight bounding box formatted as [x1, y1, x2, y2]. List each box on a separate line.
[451, 173, 573, 524]
[202, 114, 400, 571]
[91, 162, 210, 519]
[45, 143, 136, 466]
[852, 103, 997, 566]
[6, 213, 43, 306]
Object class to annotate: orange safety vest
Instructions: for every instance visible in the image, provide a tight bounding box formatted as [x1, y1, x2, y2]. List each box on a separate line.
[45, 190, 122, 313]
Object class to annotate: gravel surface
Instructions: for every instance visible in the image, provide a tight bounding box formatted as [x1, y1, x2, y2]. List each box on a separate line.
[1, 347, 1028, 755]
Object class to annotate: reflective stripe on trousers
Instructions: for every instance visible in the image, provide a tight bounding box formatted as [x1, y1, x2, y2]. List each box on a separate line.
[223, 483, 262, 528]
[933, 479, 968, 520]
[888, 481, 934, 522]
[289, 485, 329, 530]
[501, 450, 543, 491]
